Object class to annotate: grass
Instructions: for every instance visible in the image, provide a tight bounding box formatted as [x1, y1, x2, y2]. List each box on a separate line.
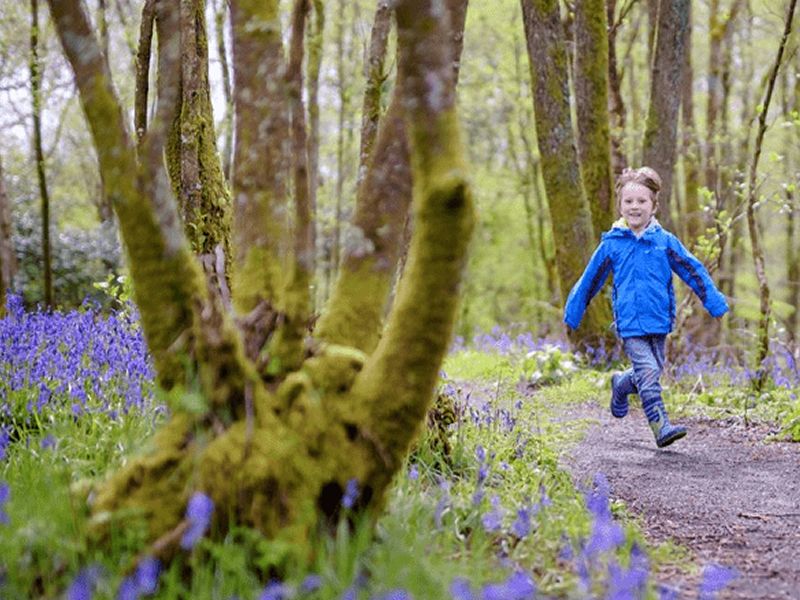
[0, 330, 762, 598]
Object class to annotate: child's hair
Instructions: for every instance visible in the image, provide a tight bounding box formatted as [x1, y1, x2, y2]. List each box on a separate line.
[615, 166, 662, 209]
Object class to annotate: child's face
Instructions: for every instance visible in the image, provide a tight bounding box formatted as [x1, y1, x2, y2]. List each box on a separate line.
[619, 183, 656, 234]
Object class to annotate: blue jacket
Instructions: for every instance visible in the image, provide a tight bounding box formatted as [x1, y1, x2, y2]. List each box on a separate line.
[564, 219, 728, 338]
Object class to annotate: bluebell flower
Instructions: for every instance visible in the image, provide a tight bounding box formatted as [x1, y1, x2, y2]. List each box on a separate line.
[0, 482, 9, 525]
[481, 496, 504, 533]
[699, 564, 737, 599]
[511, 506, 530, 539]
[180, 492, 214, 549]
[41, 434, 57, 450]
[342, 478, 359, 509]
[134, 557, 160, 595]
[449, 577, 475, 600]
[657, 584, 679, 600]
[260, 581, 290, 600]
[300, 574, 322, 593]
[408, 465, 419, 480]
[67, 566, 102, 600]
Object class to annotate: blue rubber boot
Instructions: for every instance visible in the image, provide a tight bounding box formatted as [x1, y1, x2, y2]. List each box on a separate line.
[610, 372, 634, 418]
[645, 402, 687, 448]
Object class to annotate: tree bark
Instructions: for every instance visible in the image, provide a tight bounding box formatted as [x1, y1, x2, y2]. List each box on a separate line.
[574, 0, 614, 234]
[745, 0, 796, 391]
[680, 0, 702, 246]
[520, 0, 613, 350]
[641, 0, 690, 232]
[134, 0, 156, 145]
[357, 1, 392, 187]
[160, 0, 231, 259]
[30, 0, 53, 309]
[213, 0, 234, 183]
[50, 0, 473, 569]
[229, 0, 290, 330]
[0, 155, 15, 317]
[306, 0, 324, 298]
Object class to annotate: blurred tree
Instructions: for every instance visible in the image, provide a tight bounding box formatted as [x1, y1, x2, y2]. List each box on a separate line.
[30, 0, 53, 308]
[640, 0, 690, 231]
[49, 0, 473, 569]
[0, 155, 15, 316]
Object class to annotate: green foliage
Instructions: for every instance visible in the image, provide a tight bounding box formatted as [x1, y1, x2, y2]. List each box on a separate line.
[1, 346, 679, 598]
[521, 344, 580, 387]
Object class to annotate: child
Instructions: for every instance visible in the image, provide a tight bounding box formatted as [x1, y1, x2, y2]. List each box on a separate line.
[563, 167, 728, 448]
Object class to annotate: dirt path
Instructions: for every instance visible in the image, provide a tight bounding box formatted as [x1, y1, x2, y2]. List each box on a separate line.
[558, 400, 800, 599]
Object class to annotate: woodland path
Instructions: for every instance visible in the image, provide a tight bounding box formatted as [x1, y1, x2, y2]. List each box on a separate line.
[557, 399, 800, 599]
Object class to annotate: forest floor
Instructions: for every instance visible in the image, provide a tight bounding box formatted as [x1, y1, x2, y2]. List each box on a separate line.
[556, 397, 800, 599]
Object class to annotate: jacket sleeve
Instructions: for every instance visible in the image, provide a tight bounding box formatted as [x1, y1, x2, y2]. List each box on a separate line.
[666, 234, 729, 317]
[563, 241, 612, 330]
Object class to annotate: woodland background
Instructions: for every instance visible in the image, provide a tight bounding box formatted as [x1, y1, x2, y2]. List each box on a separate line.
[0, 0, 797, 349]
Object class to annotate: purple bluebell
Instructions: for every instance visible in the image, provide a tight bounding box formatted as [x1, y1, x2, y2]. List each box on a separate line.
[0, 482, 9, 525]
[481, 496, 504, 533]
[300, 574, 322, 593]
[480, 571, 536, 600]
[67, 566, 102, 600]
[260, 581, 290, 600]
[41, 434, 57, 450]
[408, 465, 419, 480]
[699, 564, 737, 599]
[449, 577, 475, 600]
[511, 506, 531, 539]
[342, 478, 359, 509]
[657, 585, 679, 600]
[180, 492, 214, 549]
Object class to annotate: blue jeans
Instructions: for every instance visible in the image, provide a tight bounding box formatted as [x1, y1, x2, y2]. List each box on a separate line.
[615, 335, 666, 421]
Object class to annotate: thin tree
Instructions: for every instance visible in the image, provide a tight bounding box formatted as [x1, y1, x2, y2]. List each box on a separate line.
[48, 0, 474, 565]
[0, 154, 16, 317]
[640, 0, 690, 231]
[746, 0, 797, 391]
[30, 0, 52, 308]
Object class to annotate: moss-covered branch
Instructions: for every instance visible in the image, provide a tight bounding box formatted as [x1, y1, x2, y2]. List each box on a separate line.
[350, 0, 474, 487]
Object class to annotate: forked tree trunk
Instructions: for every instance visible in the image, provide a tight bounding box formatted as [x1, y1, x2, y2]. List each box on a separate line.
[641, 0, 690, 232]
[520, 0, 613, 350]
[49, 0, 473, 569]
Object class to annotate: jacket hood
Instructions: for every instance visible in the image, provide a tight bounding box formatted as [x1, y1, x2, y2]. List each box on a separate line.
[603, 217, 662, 239]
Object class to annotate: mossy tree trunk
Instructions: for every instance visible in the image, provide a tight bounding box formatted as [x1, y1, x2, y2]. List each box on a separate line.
[641, 0, 690, 232]
[520, 0, 613, 350]
[680, 0, 702, 247]
[574, 0, 614, 235]
[0, 155, 15, 317]
[49, 0, 473, 570]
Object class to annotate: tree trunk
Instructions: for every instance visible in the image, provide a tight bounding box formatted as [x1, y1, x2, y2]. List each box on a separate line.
[306, 0, 324, 303]
[357, 1, 392, 187]
[520, 0, 613, 350]
[574, 0, 614, 235]
[213, 0, 234, 183]
[50, 0, 473, 569]
[607, 0, 631, 175]
[786, 56, 800, 345]
[160, 0, 231, 260]
[229, 0, 290, 332]
[30, 0, 53, 309]
[0, 155, 15, 317]
[641, 0, 690, 232]
[745, 0, 797, 391]
[680, 0, 702, 246]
